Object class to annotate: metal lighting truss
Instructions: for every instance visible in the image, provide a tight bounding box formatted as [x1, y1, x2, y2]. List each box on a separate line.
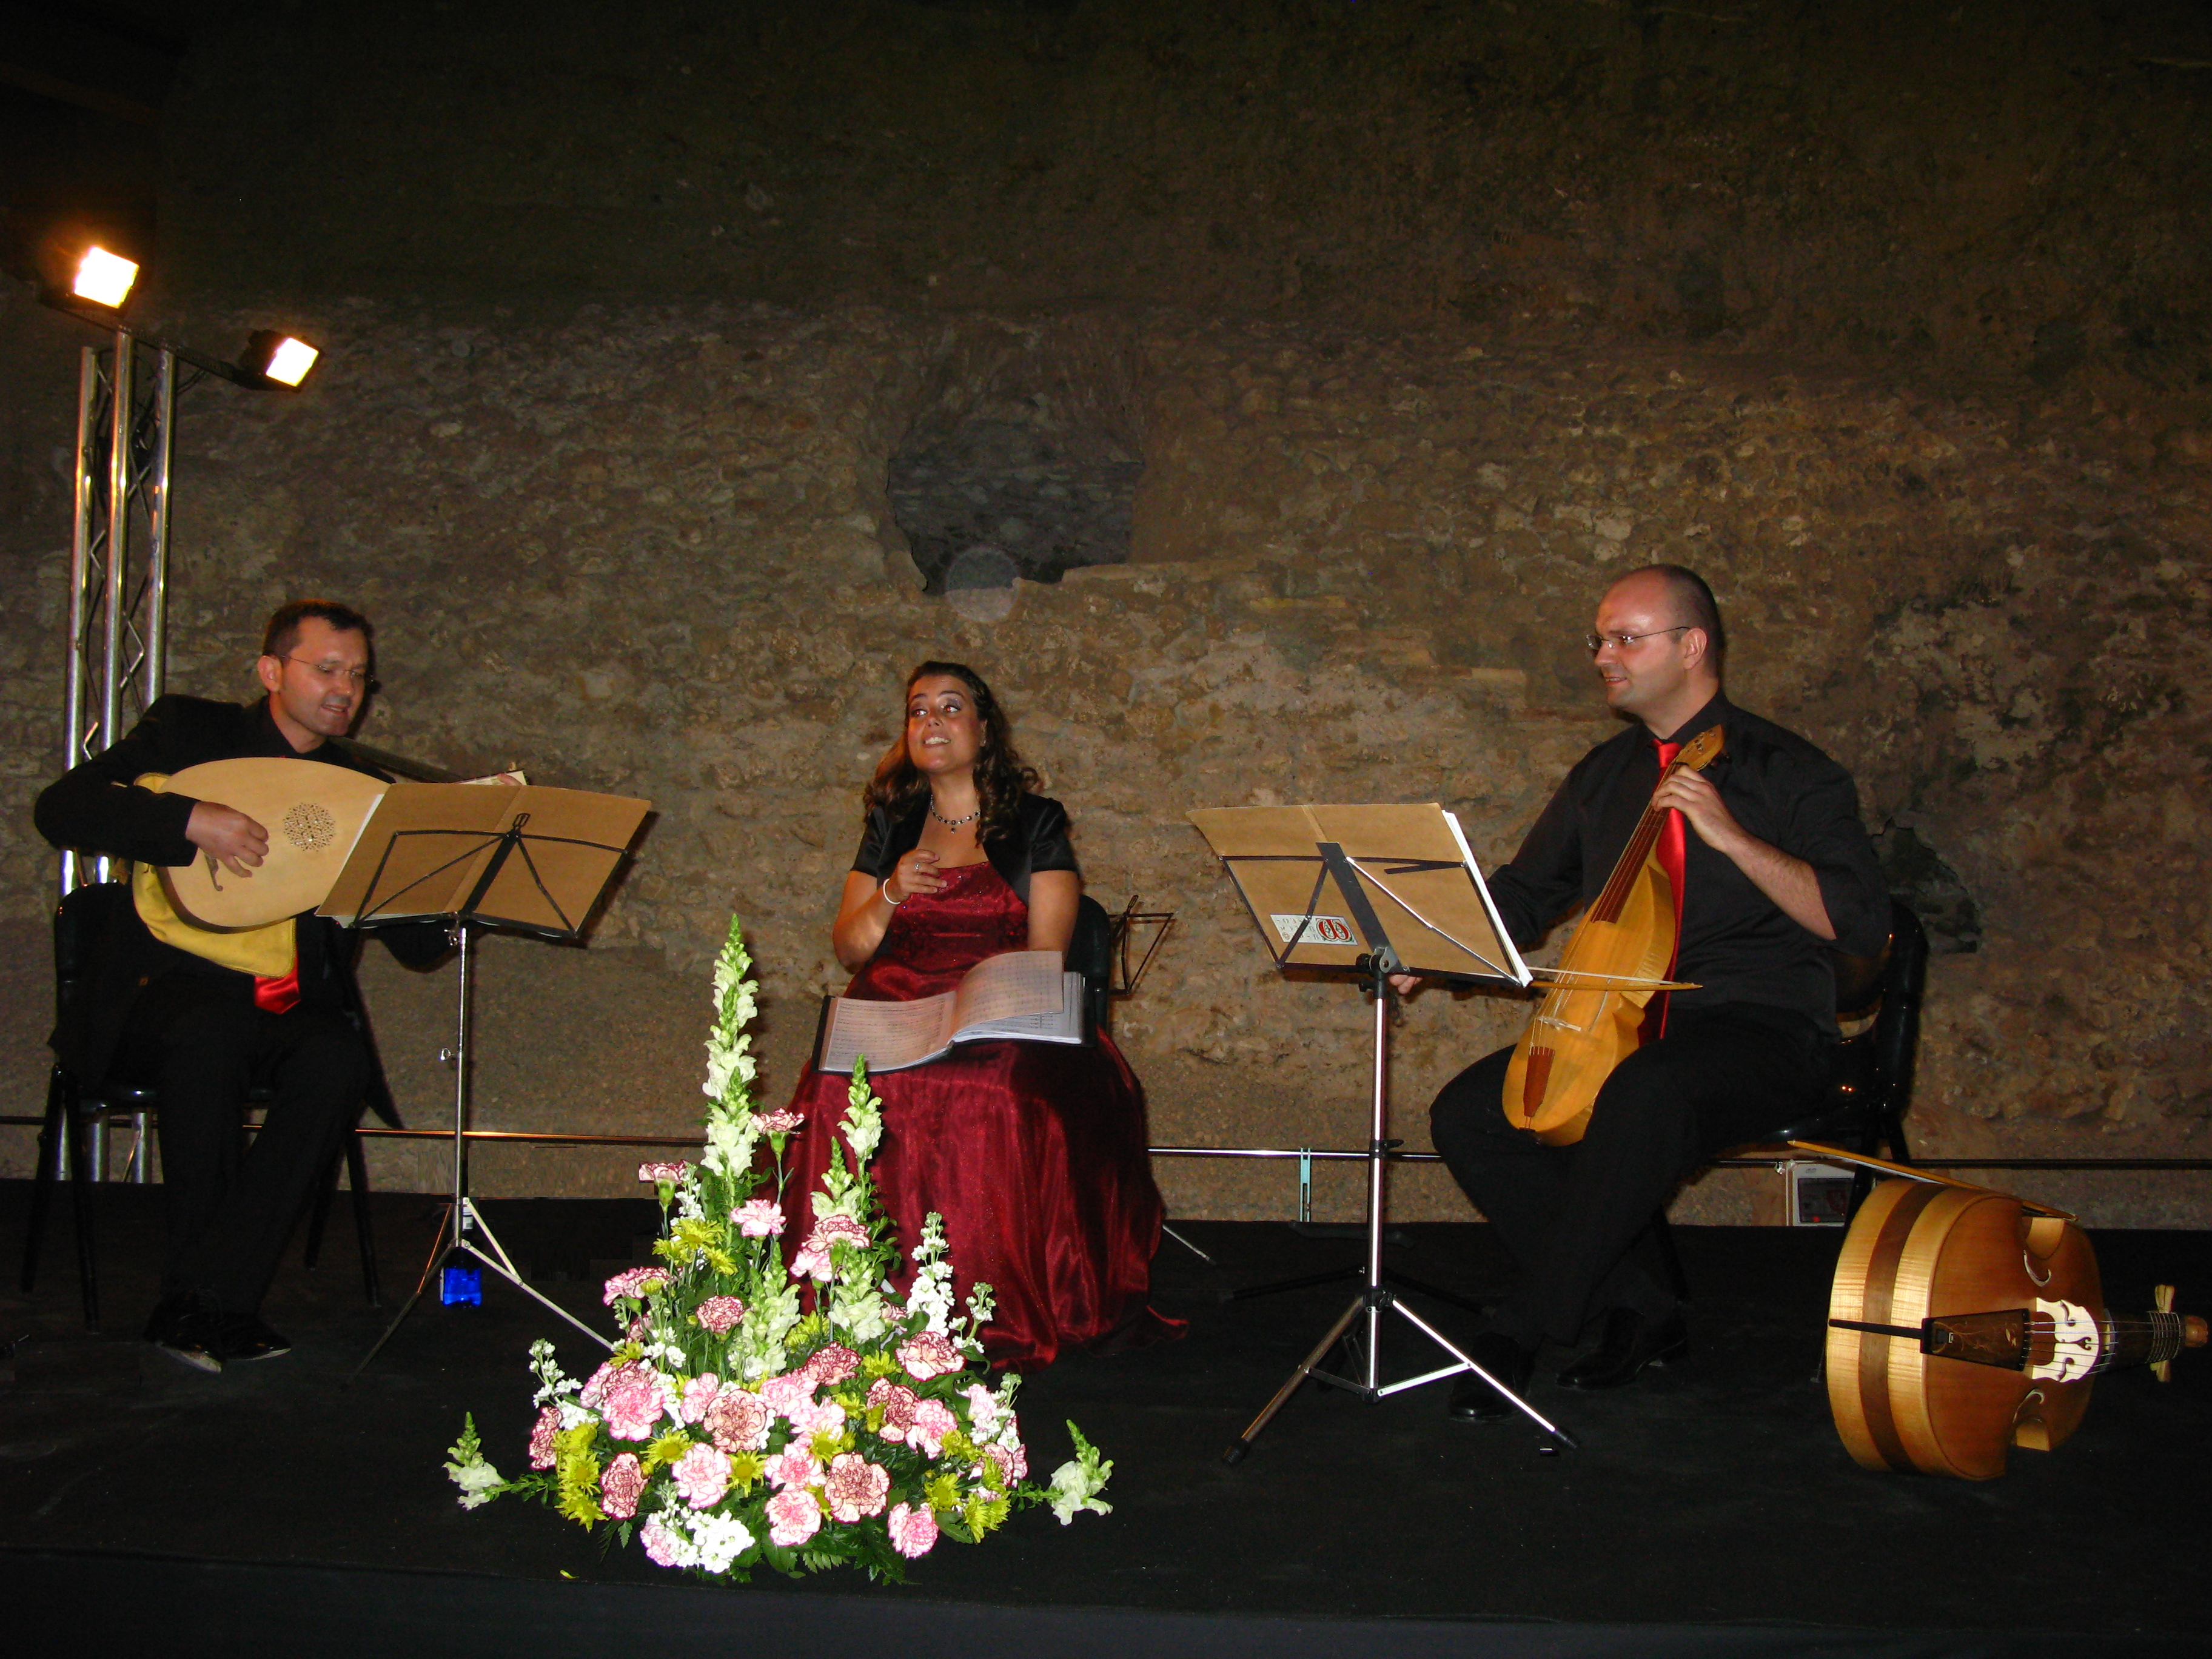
[61, 330, 177, 896]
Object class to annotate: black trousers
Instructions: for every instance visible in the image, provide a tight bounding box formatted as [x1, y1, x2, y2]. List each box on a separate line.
[1427, 1008, 1831, 1349]
[118, 974, 369, 1318]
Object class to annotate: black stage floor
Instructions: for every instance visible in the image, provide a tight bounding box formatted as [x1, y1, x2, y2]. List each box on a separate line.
[4, 1179, 2208, 1657]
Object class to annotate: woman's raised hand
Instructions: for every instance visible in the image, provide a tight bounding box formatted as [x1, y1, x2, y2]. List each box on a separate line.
[886, 848, 945, 904]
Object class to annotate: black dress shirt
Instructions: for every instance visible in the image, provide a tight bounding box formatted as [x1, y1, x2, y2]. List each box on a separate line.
[1486, 694, 1890, 1036]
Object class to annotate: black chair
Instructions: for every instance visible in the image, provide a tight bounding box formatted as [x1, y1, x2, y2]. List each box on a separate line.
[18, 880, 383, 1331]
[1766, 898, 1928, 1164]
[1068, 893, 1115, 1036]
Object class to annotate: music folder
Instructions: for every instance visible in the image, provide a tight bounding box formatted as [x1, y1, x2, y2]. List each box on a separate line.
[320, 782, 649, 940]
[1188, 802, 1530, 985]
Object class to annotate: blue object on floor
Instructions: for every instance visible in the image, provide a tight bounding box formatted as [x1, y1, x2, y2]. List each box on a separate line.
[441, 1265, 482, 1306]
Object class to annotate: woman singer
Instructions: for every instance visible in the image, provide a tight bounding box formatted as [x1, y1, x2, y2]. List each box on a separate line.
[777, 660, 1175, 1369]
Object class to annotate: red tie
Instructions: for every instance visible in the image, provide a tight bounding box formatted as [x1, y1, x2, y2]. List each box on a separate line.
[1646, 740, 1687, 1041]
[253, 962, 300, 1015]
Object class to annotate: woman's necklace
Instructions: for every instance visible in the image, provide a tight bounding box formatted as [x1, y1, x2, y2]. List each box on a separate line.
[929, 799, 981, 831]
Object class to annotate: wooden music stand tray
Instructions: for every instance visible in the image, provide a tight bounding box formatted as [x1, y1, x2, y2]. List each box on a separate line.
[1190, 802, 1580, 1458]
[337, 783, 651, 1376]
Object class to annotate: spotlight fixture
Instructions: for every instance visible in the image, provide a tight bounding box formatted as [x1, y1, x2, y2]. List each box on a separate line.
[71, 245, 139, 309]
[244, 330, 320, 388]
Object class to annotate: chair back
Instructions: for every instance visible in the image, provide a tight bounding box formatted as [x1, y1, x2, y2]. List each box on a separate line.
[53, 880, 139, 1029]
[1857, 899, 1929, 1129]
[1068, 894, 1114, 1034]
[50, 880, 158, 1103]
[1772, 899, 1927, 1159]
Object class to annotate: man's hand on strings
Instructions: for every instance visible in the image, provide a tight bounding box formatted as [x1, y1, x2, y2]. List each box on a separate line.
[1650, 767, 1749, 858]
[1652, 769, 1839, 941]
[186, 800, 269, 878]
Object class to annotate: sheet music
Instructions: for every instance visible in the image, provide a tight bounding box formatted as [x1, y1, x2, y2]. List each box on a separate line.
[948, 949, 1067, 1025]
[816, 997, 960, 1075]
[816, 951, 1080, 1074]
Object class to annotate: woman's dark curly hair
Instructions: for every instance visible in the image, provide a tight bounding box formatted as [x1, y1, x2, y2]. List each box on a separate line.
[863, 661, 1040, 842]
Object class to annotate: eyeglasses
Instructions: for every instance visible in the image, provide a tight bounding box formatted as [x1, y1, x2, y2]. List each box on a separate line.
[1585, 626, 1691, 654]
[284, 655, 378, 691]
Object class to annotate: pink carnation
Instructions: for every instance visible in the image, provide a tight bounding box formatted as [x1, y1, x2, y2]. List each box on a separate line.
[598, 1363, 672, 1441]
[578, 1361, 617, 1407]
[731, 1199, 785, 1238]
[764, 1446, 822, 1490]
[868, 1378, 920, 1443]
[963, 1381, 1000, 1423]
[703, 1389, 770, 1453]
[527, 1406, 560, 1470]
[796, 1398, 847, 1438]
[803, 1343, 860, 1386]
[766, 1487, 822, 1547]
[678, 1372, 722, 1424]
[671, 1442, 733, 1509]
[823, 1452, 891, 1523]
[982, 1439, 1028, 1485]
[602, 1266, 665, 1307]
[638, 1160, 689, 1183]
[754, 1110, 803, 1134]
[626, 1316, 650, 1342]
[696, 1295, 746, 1335]
[792, 1213, 872, 1281]
[887, 1501, 940, 1560]
[599, 1452, 645, 1520]
[758, 1372, 815, 1419]
[908, 1397, 957, 1458]
[640, 1515, 685, 1567]
[897, 1331, 965, 1381]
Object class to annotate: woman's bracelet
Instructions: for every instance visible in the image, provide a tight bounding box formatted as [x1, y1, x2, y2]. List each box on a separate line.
[880, 876, 903, 907]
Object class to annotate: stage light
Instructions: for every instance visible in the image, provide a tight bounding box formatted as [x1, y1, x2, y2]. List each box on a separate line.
[244, 331, 320, 387]
[72, 246, 139, 309]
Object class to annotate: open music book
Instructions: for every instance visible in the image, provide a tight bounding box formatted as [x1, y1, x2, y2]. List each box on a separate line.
[813, 948, 1087, 1074]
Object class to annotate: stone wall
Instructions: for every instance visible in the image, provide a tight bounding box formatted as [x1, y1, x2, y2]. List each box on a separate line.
[3, 290, 2205, 1225]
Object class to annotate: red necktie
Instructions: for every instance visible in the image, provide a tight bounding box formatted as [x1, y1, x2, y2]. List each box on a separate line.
[253, 962, 300, 1015]
[1646, 740, 1687, 1041]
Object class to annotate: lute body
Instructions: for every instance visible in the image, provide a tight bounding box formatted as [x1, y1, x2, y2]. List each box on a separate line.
[156, 758, 392, 930]
[1827, 1175, 2206, 1479]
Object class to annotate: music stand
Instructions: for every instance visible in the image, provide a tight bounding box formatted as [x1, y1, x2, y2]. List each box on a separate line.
[1190, 802, 1580, 1458]
[332, 782, 651, 1376]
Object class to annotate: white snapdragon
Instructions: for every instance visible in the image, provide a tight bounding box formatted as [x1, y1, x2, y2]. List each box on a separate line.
[699, 1114, 759, 1181]
[838, 1071, 884, 1165]
[443, 1416, 506, 1510]
[1045, 1422, 1113, 1526]
[828, 1283, 891, 1343]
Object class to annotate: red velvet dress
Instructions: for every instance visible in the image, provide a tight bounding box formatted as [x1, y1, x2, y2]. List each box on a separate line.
[779, 862, 1170, 1369]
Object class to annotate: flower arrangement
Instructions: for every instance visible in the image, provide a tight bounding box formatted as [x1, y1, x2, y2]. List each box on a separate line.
[443, 917, 1112, 1580]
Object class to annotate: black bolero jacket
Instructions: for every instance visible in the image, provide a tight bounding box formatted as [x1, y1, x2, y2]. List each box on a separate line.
[850, 792, 1079, 906]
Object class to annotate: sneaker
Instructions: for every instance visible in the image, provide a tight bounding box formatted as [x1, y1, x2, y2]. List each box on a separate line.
[144, 1295, 225, 1374]
[216, 1314, 293, 1362]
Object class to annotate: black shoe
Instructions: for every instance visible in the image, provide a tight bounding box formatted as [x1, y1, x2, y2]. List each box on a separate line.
[1555, 1307, 1688, 1390]
[1447, 1332, 1536, 1423]
[216, 1314, 293, 1363]
[144, 1295, 224, 1375]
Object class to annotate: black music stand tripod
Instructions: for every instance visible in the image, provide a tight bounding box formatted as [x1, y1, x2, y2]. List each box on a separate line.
[1220, 842, 1578, 1463]
[347, 805, 637, 1376]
